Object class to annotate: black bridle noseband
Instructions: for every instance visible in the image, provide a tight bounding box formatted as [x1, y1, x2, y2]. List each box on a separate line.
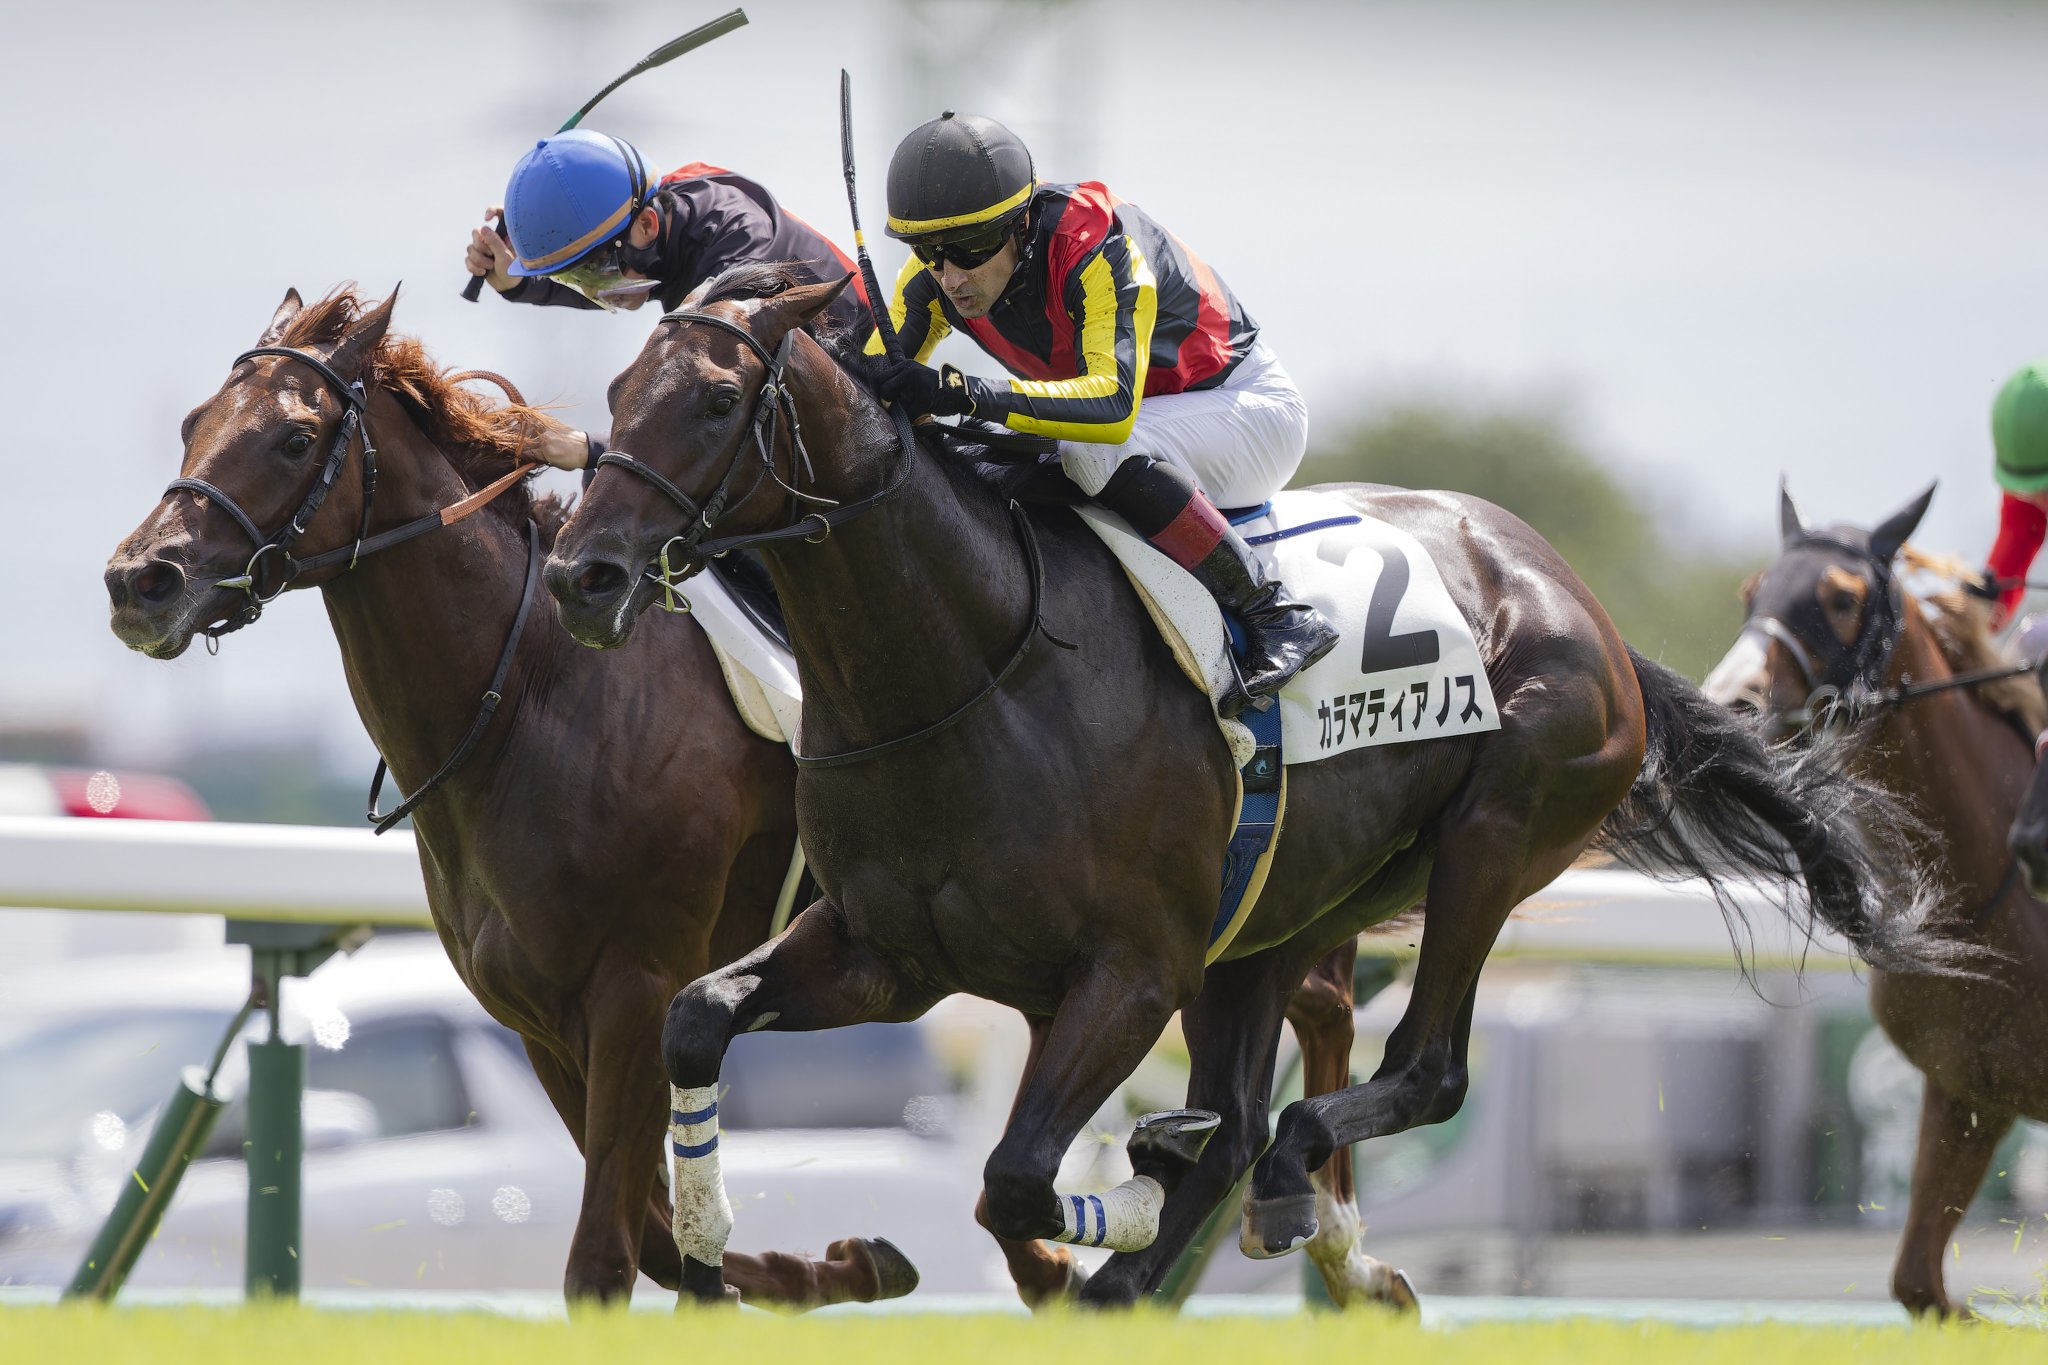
[165, 343, 542, 832]
[594, 306, 1070, 768]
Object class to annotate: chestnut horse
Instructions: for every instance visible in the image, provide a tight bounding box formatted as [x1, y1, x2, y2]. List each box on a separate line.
[102, 286, 1396, 1309]
[545, 268, 1952, 1307]
[1703, 484, 2048, 1318]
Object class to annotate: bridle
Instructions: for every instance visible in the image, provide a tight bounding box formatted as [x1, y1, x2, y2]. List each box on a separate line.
[593, 305, 1071, 768]
[1740, 533, 1908, 733]
[163, 343, 540, 832]
[594, 308, 917, 611]
[1743, 534, 2029, 734]
[166, 346, 379, 640]
[1743, 534, 2037, 929]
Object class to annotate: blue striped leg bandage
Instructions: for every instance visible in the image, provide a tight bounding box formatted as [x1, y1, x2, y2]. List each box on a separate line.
[1051, 1174, 1165, 1252]
[670, 1084, 733, 1267]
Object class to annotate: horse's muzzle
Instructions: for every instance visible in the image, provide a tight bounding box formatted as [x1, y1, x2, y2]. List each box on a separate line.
[544, 548, 642, 649]
[105, 554, 202, 657]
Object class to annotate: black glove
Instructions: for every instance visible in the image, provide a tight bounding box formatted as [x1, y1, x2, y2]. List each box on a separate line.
[871, 356, 975, 419]
[1965, 568, 2003, 601]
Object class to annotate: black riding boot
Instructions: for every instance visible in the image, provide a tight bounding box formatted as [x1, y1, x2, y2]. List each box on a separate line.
[1097, 456, 1340, 715]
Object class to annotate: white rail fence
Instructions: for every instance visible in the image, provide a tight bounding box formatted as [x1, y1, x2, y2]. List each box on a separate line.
[0, 814, 1856, 969]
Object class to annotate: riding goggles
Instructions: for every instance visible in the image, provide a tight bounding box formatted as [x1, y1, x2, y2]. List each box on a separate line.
[549, 241, 646, 311]
[908, 217, 1017, 272]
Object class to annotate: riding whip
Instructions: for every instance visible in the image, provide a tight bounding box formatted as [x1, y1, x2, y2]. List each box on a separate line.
[462, 9, 751, 301]
[838, 69, 904, 360]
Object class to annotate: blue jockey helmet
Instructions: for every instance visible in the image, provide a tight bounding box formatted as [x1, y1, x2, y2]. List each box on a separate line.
[502, 130, 654, 278]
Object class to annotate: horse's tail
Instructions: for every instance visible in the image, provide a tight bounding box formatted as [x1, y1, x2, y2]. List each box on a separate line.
[1591, 646, 1962, 976]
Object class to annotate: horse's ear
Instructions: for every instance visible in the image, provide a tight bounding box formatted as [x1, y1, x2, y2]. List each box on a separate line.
[327, 285, 400, 379]
[257, 288, 304, 347]
[1778, 476, 1807, 546]
[751, 273, 854, 347]
[1869, 482, 1937, 563]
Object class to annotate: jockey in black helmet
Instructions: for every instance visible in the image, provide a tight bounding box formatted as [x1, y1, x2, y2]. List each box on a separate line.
[863, 112, 1337, 712]
[463, 129, 871, 476]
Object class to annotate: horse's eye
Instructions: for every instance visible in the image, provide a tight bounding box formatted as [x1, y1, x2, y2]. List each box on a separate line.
[1830, 592, 1857, 613]
[709, 393, 738, 417]
[283, 431, 314, 456]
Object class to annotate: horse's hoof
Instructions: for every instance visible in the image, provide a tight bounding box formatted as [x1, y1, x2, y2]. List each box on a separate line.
[1380, 1266, 1420, 1313]
[1127, 1108, 1221, 1184]
[859, 1237, 921, 1300]
[1025, 1254, 1090, 1312]
[1239, 1193, 1318, 1260]
[676, 1255, 739, 1308]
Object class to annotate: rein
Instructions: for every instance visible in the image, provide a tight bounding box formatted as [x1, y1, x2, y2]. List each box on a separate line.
[168, 345, 542, 828]
[595, 305, 1071, 768]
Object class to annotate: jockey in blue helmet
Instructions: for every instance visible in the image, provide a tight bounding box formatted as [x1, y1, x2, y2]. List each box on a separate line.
[463, 129, 870, 473]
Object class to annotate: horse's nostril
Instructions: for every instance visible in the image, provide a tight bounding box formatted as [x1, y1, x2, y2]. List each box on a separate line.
[576, 561, 628, 598]
[132, 561, 186, 607]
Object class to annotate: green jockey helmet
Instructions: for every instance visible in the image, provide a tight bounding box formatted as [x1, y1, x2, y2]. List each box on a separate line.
[1993, 361, 2048, 494]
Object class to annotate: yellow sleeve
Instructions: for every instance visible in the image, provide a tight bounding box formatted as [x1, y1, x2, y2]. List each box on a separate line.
[862, 255, 950, 363]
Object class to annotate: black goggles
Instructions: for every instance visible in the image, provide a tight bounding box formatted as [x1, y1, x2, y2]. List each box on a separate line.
[908, 219, 1016, 271]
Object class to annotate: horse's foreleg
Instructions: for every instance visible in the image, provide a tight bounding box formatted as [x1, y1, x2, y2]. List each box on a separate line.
[1891, 1080, 2010, 1318]
[661, 899, 926, 1306]
[979, 961, 1186, 1253]
[973, 1015, 1090, 1308]
[1075, 948, 1302, 1304]
[1287, 939, 1418, 1311]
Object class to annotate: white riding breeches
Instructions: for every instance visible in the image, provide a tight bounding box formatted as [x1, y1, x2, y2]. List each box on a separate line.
[1057, 341, 1308, 510]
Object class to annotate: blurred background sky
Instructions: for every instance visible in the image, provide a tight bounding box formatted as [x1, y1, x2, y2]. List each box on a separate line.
[4, 0, 2045, 791]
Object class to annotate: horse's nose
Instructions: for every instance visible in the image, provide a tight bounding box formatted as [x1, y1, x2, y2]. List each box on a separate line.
[105, 557, 187, 612]
[544, 551, 631, 609]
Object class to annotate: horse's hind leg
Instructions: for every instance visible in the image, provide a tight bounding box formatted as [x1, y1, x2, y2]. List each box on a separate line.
[1288, 940, 1417, 1311]
[1892, 1081, 2010, 1318]
[1248, 688, 1635, 1254]
[661, 898, 932, 1305]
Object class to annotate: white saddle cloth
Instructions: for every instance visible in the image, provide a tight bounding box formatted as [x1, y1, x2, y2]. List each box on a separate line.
[1080, 488, 1502, 766]
[673, 571, 803, 747]
[681, 489, 1504, 768]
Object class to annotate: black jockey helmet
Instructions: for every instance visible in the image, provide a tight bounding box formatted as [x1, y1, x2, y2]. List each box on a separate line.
[885, 112, 1036, 243]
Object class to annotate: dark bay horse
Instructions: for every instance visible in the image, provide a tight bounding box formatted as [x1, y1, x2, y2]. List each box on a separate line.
[103, 286, 902, 1308]
[544, 268, 1954, 1306]
[1704, 485, 2048, 1317]
[100, 286, 1394, 1309]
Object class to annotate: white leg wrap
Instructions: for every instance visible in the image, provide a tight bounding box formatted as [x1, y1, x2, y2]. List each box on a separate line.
[1051, 1174, 1165, 1252]
[669, 1083, 733, 1267]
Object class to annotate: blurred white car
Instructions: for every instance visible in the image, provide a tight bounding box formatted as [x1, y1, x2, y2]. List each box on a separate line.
[0, 935, 999, 1295]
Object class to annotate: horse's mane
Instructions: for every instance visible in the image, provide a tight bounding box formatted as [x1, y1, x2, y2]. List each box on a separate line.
[685, 263, 1026, 508]
[1900, 544, 2047, 737]
[689, 262, 869, 379]
[279, 287, 568, 542]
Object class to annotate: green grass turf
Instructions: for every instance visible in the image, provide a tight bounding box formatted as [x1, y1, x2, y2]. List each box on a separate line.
[2, 1306, 2041, 1365]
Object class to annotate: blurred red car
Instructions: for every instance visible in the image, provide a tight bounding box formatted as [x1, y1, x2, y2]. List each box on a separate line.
[0, 764, 209, 821]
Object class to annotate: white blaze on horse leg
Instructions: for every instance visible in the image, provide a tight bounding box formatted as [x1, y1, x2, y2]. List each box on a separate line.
[1050, 1174, 1165, 1252]
[669, 1083, 733, 1267]
[1702, 631, 1770, 708]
